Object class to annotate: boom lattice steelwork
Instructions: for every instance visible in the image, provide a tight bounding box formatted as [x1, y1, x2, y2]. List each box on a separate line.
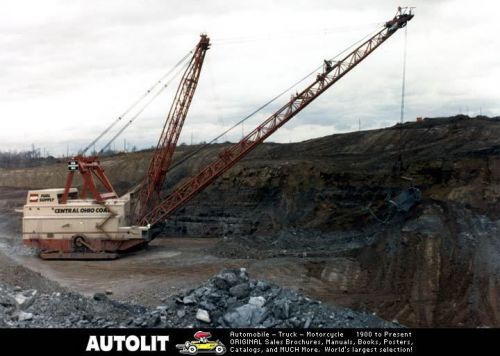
[21, 8, 413, 259]
[139, 8, 414, 226]
[137, 34, 210, 221]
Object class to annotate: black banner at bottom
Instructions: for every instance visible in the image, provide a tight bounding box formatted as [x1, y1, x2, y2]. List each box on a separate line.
[0, 328, 497, 355]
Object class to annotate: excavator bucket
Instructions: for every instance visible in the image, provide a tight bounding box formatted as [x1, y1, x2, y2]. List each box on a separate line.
[388, 187, 421, 212]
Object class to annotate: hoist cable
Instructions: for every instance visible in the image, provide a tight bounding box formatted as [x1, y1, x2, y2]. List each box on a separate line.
[400, 26, 407, 125]
[397, 24, 408, 177]
[213, 22, 383, 46]
[81, 49, 194, 154]
[98, 59, 191, 154]
[166, 25, 383, 174]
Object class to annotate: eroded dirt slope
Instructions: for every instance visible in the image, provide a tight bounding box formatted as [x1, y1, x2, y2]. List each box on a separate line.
[159, 115, 500, 327]
[1, 115, 499, 327]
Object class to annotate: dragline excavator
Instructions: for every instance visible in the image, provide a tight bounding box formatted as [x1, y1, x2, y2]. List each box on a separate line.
[21, 8, 414, 259]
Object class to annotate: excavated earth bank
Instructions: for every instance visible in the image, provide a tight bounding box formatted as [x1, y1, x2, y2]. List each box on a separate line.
[0, 115, 499, 327]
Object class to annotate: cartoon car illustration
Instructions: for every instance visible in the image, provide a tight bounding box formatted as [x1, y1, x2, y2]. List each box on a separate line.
[176, 331, 226, 355]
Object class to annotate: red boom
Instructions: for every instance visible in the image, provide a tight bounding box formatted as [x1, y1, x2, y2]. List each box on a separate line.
[137, 34, 210, 221]
[140, 9, 414, 226]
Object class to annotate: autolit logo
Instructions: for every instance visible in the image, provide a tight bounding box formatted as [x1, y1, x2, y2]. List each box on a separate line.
[86, 335, 170, 352]
[176, 331, 226, 355]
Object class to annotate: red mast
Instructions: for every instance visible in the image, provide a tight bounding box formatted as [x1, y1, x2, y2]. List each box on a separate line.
[137, 34, 210, 220]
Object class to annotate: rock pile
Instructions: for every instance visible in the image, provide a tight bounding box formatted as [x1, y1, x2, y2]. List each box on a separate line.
[161, 268, 397, 328]
[0, 269, 397, 328]
[0, 282, 149, 328]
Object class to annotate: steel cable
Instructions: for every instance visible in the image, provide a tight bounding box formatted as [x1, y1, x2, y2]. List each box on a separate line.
[165, 25, 384, 174]
[98, 59, 191, 154]
[81, 49, 194, 154]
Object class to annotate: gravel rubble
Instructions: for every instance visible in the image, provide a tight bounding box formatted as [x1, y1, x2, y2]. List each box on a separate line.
[0, 268, 397, 328]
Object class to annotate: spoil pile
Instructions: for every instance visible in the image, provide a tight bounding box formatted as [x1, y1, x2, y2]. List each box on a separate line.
[0, 269, 395, 328]
[0, 282, 147, 328]
[165, 268, 396, 328]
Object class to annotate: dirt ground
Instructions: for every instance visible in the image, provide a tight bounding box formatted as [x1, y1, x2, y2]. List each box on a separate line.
[3, 238, 371, 309]
[1, 116, 499, 328]
[0, 187, 367, 314]
[2, 185, 499, 328]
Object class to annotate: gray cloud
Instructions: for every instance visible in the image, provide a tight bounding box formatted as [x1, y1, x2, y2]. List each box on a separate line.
[0, 0, 498, 155]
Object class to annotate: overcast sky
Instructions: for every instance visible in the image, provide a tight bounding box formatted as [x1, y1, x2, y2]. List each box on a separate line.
[0, 0, 498, 156]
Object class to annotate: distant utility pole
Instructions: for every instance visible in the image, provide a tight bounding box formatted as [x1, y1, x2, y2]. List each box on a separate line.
[358, 118, 361, 131]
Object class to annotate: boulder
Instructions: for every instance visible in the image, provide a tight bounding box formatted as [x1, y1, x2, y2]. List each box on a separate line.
[182, 295, 196, 305]
[229, 283, 250, 299]
[17, 311, 33, 322]
[223, 304, 267, 327]
[212, 270, 239, 290]
[248, 296, 266, 307]
[13, 289, 37, 309]
[196, 309, 211, 323]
